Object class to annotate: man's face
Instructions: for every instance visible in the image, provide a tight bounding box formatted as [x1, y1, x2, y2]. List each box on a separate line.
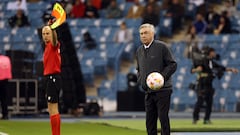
[42, 26, 52, 44]
[139, 27, 154, 45]
[209, 51, 216, 59]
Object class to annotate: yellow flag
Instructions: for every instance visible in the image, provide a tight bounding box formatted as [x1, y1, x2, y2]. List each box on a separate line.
[50, 3, 66, 29]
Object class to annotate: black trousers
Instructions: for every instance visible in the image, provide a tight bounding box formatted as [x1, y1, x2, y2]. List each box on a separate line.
[193, 90, 214, 121]
[145, 90, 172, 135]
[193, 77, 214, 121]
[0, 79, 8, 118]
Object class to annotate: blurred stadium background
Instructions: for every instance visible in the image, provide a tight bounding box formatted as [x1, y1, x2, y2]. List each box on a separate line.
[0, 0, 240, 120]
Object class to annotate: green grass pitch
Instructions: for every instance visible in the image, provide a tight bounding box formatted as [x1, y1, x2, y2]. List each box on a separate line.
[0, 119, 240, 135]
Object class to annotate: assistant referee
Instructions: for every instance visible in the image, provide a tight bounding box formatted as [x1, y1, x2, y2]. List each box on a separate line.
[42, 25, 61, 135]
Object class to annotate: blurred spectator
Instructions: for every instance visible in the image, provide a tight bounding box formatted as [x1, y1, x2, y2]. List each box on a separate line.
[145, 0, 161, 15]
[188, 0, 204, 6]
[232, 0, 237, 6]
[7, 0, 27, 12]
[205, 5, 220, 33]
[113, 22, 133, 43]
[161, 0, 184, 10]
[125, 0, 144, 19]
[84, 0, 100, 18]
[105, 0, 122, 18]
[214, 12, 232, 35]
[165, 0, 184, 32]
[161, 0, 169, 10]
[220, 0, 237, 17]
[185, 25, 200, 46]
[188, 0, 206, 15]
[83, 32, 97, 50]
[193, 13, 208, 34]
[70, 0, 85, 18]
[0, 54, 12, 120]
[184, 24, 201, 59]
[142, 4, 159, 26]
[101, 0, 111, 9]
[8, 9, 30, 28]
[92, 0, 102, 9]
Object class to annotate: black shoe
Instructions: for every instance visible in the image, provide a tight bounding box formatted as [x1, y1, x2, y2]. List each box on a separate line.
[192, 119, 198, 124]
[203, 120, 211, 124]
[1, 116, 9, 120]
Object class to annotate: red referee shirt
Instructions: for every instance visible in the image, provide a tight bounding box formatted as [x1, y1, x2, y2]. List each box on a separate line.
[43, 42, 61, 75]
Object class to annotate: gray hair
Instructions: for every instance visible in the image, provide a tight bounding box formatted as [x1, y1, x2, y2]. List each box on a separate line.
[139, 23, 155, 33]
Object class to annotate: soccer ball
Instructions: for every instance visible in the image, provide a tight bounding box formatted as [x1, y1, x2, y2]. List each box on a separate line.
[146, 72, 164, 90]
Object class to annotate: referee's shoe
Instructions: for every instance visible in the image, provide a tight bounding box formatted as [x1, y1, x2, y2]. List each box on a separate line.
[1, 116, 8, 120]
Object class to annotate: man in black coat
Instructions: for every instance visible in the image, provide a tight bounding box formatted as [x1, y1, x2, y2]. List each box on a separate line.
[136, 23, 177, 135]
[8, 9, 30, 28]
[191, 47, 238, 124]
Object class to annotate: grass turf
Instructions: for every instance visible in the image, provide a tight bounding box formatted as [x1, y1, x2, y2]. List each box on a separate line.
[86, 118, 240, 132]
[0, 119, 240, 135]
[0, 120, 145, 135]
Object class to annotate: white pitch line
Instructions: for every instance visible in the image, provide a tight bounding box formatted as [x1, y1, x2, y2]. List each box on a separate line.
[0, 132, 9, 135]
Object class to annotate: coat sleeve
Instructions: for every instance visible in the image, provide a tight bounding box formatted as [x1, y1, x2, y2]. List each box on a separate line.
[135, 49, 140, 84]
[161, 44, 177, 81]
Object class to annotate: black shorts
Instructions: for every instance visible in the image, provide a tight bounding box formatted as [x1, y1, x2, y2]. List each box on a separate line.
[44, 74, 62, 103]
